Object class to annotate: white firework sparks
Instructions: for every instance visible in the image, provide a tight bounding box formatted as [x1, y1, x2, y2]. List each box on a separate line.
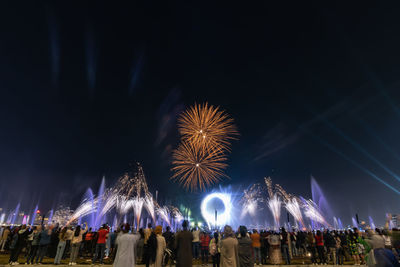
[157, 206, 171, 226]
[52, 206, 74, 226]
[268, 194, 281, 229]
[116, 197, 133, 215]
[241, 184, 264, 218]
[303, 199, 329, 226]
[100, 190, 118, 216]
[67, 163, 181, 229]
[285, 198, 304, 227]
[68, 199, 97, 224]
[242, 200, 258, 218]
[172, 208, 184, 222]
[145, 195, 156, 223]
[132, 197, 144, 228]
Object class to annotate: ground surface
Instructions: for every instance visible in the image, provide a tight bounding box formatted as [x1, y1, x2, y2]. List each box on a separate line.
[0, 253, 356, 266]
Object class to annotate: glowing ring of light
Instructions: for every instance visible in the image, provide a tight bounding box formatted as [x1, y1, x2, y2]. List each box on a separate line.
[201, 193, 232, 226]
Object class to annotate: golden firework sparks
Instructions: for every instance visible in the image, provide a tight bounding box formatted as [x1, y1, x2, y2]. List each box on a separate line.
[171, 141, 228, 191]
[178, 102, 238, 152]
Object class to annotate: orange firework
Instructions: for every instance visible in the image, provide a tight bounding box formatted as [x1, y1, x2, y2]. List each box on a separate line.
[178, 102, 238, 152]
[171, 141, 228, 191]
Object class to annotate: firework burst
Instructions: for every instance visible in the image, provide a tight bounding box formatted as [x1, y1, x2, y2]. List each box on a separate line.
[171, 141, 228, 191]
[178, 102, 238, 152]
[171, 103, 238, 191]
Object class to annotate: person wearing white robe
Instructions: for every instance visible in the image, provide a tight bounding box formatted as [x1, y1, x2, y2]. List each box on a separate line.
[151, 226, 166, 267]
[113, 224, 140, 267]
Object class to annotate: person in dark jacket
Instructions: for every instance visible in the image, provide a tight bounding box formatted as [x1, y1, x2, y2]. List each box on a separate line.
[238, 226, 253, 267]
[162, 226, 174, 265]
[35, 225, 52, 264]
[13, 225, 30, 264]
[175, 220, 193, 267]
[8, 227, 20, 265]
[324, 230, 337, 264]
[145, 231, 157, 266]
[27, 226, 41, 264]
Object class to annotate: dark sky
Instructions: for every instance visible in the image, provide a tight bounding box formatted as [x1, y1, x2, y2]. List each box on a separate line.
[1, 1, 400, 226]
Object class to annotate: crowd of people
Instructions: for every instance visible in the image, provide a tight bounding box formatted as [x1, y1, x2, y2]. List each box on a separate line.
[1, 221, 400, 267]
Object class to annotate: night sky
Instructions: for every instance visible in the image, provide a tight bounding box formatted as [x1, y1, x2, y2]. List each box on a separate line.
[1, 2, 400, 226]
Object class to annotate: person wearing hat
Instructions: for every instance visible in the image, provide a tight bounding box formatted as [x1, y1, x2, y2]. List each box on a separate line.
[220, 225, 239, 267]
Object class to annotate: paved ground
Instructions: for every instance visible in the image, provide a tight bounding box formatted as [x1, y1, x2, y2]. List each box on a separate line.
[0, 253, 357, 266]
[0, 265, 357, 267]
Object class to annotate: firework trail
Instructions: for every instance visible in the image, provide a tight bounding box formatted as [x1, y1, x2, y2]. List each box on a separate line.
[264, 177, 274, 198]
[275, 184, 292, 202]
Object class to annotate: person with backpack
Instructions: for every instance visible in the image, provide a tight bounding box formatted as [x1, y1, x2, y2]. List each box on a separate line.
[209, 232, 220, 267]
